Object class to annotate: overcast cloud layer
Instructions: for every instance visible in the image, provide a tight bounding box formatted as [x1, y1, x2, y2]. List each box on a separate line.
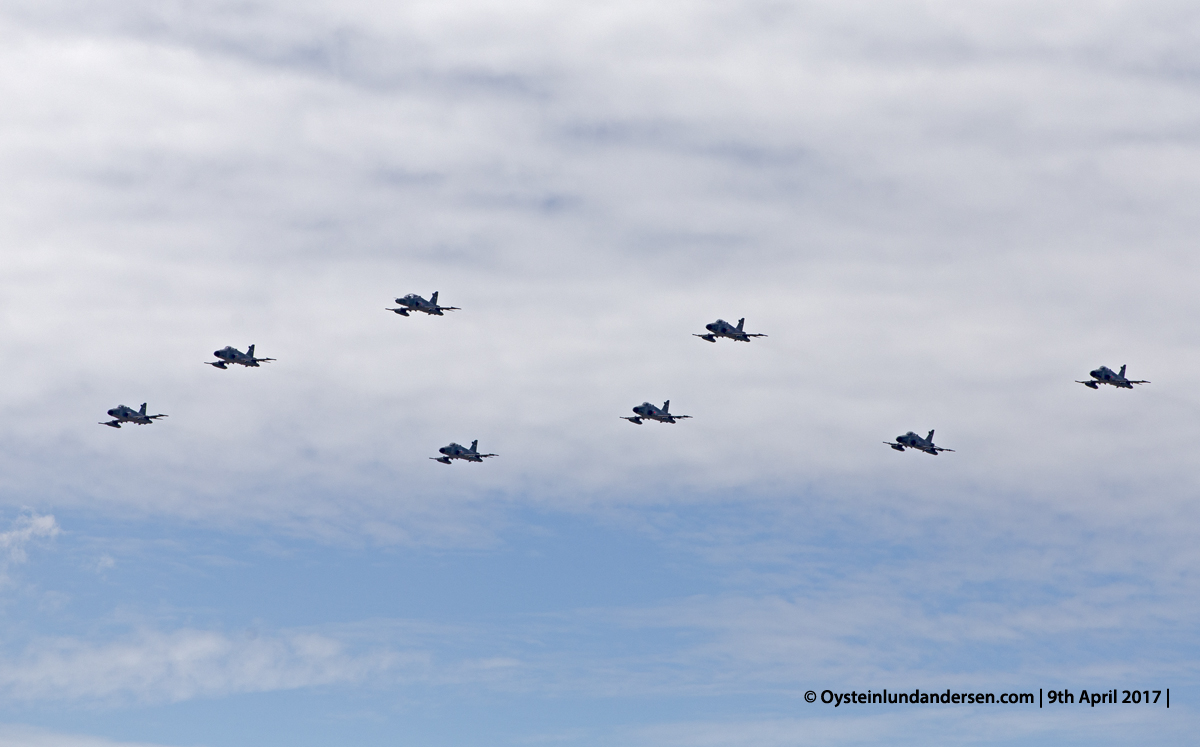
[1, 1, 1198, 745]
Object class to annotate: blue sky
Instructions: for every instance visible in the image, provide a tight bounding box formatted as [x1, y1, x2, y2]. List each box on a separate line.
[0, 1, 1198, 744]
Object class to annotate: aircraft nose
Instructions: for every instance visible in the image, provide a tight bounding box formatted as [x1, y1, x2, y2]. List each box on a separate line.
[107, 409, 117, 416]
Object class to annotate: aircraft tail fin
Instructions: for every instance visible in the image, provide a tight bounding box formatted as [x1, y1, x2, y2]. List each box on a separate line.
[470, 439, 478, 453]
[736, 318, 744, 331]
[139, 403, 147, 416]
[926, 429, 934, 442]
[248, 344, 255, 357]
[1119, 364, 1127, 377]
[662, 400, 670, 413]
[431, 291, 439, 305]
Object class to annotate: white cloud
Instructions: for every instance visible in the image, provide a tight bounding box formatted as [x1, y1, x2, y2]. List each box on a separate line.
[0, 0, 1195, 548]
[0, 628, 412, 703]
[0, 725, 177, 747]
[0, 513, 59, 565]
[0, 2, 1195, 743]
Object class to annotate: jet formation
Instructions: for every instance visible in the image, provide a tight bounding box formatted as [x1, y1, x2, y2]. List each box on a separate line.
[387, 291, 460, 317]
[100, 403, 167, 429]
[99, 295, 1155, 467]
[205, 345, 275, 369]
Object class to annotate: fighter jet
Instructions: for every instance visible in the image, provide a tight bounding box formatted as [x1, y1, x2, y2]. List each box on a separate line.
[387, 291, 460, 317]
[205, 345, 275, 369]
[694, 318, 767, 343]
[99, 403, 168, 428]
[1076, 364, 1149, 389]
[431, 440, 498, 464]
[885, 430, 954, 455]
[622, 400, 692, 425]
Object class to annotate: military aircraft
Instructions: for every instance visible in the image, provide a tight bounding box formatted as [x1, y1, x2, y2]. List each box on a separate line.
[622, 400, 692, 425]
[885, 430, 954, 455]
[387, 291, 460, 317]
[100, 403, 168, 428]
[694, 318, 767, 343]
[205, 345, 275, 369]
[431, 440, 498, 464]
[1076, 364, 1149, 389]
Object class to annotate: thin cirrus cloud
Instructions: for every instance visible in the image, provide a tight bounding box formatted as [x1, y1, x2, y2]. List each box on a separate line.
[0, 514, 58, 568]
[0, 725, 179, 747]
[0, 628, 407, 703]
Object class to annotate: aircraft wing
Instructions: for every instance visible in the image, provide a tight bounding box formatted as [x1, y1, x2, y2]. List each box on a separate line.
[693, 334, 717, 342]
[386, 307, 410, 316]
[205, 361, 228, 369]
[99, 421, 122, 428]
[621, 416, 643, 424]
